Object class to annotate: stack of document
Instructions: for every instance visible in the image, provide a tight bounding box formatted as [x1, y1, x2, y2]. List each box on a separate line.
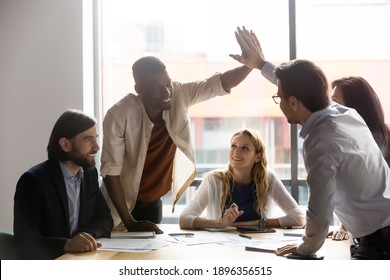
[97, 231, 168, 252]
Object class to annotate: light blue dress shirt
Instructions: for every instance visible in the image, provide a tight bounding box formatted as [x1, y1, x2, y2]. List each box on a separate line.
[59, 162, 83, 236]
[260, 61, 390, 255]
[297, 102, 390, 255]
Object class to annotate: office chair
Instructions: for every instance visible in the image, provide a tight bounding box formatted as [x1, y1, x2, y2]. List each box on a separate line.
[0, 232, 16, 260]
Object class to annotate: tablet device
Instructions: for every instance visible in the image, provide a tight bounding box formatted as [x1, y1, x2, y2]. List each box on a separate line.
[236, 226, 276, 233]
[205, 226, 236, 232]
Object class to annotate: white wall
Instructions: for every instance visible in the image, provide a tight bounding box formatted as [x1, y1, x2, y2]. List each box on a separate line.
[0, 0, 86, 232]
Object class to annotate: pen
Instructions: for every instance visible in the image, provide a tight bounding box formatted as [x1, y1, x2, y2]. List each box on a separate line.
[283, 232, 303, 237]
[239, 233, 252, 240]
[168, 233, 194, 237]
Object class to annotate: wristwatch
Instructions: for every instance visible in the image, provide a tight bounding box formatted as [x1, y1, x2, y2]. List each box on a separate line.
[259, 218, 267, 230]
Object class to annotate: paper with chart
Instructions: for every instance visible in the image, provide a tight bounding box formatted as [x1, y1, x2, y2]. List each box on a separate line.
[244, 235, 303, 253]
[97, 233, 168, 252]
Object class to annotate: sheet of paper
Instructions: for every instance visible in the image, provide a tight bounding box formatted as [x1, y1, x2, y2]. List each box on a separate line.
[244, 236, 302, 253]
[167, 231, 260, 246]
[97, 238, 168, 252]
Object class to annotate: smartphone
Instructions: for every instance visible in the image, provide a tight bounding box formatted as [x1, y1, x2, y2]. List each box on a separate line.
[286, 253, 324, 260]
[236, 226, 276, 233]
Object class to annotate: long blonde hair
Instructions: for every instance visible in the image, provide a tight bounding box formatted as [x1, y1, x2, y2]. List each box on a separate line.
[211, 129, 269, 216]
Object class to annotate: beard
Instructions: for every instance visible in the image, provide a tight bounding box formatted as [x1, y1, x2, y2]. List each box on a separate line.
[65, 147, 96, 169]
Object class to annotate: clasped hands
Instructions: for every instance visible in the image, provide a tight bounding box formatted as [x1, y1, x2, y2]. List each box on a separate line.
[64, 232, 101, 253]
[64, 220, 165, 254]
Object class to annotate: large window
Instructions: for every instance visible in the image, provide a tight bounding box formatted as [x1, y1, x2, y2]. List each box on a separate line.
[97, 0, 390, 222]
[296, 0, 390, 117]
[294, 0, 390, 211]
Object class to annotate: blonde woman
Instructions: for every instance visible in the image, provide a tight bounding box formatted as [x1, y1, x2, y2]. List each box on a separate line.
[179, 129, 305, 230]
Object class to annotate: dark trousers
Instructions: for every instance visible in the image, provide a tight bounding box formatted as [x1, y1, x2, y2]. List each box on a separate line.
[350, 225, 390, 260]
[131, 199, 163, 224]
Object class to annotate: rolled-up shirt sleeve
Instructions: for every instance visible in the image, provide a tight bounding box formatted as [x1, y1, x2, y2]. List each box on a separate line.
[177, 73, 229, 107]
[100, 110, 126, 177]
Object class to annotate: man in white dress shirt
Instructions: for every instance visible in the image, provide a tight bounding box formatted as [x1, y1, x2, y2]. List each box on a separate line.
[230, 26, 390, 260]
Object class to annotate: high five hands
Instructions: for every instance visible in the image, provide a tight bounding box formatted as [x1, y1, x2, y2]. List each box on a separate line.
[229, 26, 266, 70]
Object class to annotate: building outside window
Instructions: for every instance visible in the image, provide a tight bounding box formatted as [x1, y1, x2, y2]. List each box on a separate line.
[97, 0, 390, 223]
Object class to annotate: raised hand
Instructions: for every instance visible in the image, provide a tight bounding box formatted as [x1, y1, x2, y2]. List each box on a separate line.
[229, 26, 266, 70]
[220, 203, 244, 227]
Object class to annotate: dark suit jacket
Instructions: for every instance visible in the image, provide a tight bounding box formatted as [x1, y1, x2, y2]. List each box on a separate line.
[13, 160, 113, 259]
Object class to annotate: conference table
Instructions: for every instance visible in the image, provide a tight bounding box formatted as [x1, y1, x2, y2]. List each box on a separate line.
[57, 224, 351, 260]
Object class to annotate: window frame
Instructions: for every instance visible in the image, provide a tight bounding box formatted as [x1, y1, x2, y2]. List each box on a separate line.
[92, 0, 305, 206]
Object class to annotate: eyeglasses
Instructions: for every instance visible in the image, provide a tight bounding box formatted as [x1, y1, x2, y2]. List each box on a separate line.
[272, 94, 283, 104]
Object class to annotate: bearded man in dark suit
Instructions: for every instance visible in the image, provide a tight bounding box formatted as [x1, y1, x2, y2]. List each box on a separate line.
[14, 109, 113, 259]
